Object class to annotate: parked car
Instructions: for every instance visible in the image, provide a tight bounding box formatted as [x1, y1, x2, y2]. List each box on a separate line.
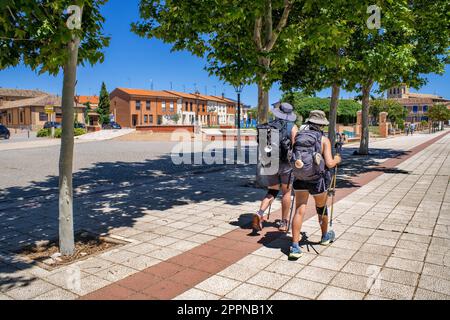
[102, 122, 122, 130]
[74, 123, 86, 129]
[0, 124, 10, 139]
[43, 121, 62, 129]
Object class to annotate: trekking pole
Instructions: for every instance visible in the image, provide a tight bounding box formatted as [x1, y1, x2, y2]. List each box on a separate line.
[287, 188, 295, 234]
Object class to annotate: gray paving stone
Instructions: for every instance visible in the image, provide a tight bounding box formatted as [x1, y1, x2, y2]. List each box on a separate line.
[422, 263, 450, 280]
[385, 257, 424, 273]
[33, 288, 78, 300]
[280, 278, 326, 299]
[359, 243, 394, 256]
[341, 261, 374, 277]
[226, 283, 275, 300]
[196, 275, 241, 296]
[247, 270, 291, 290]
[264, 260, 305, 277]
[6, 280, 57, 300]
[95, 264, 138, 282]
[236, 255, 275, 270]
[391, 247, 427, 262]
[295, 266, 337, 284]
[331, 272, 371, 293]
[309, 256, 348, 271]
[218, 264, 259, 282]
[418, 275, 450, 296]
[351, 251, 389, 266]
[321, 247, 357, 260]
[331, 239, 363, 251]
[174, 288, 221, 300]
[269, 292, 309, 300]
[414, 288, 450, 300]
[318, 286, 365, 300]
[369, 280, 415, 300]
[379, 268, 419, 287]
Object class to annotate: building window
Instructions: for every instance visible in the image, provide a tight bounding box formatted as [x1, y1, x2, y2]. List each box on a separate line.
[8, 113, 12, 123]
[39, 112, 47, 121]
[149, 115, 153, 124]
[190, 102, 193, 112]
[170, 102, 174, 112]
[144, 115, 148, 123]
[146, 101, 151, 110]
[185, 102, 188, 111]
[162, 102, 166, 112]
[19, 111, 24, 123]
[136, 101, 141, 110]
[413, 106, 418, 114]
[423, 105, 428, 113]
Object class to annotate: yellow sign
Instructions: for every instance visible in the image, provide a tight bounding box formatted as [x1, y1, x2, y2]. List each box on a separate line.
[45, 105, 54, 114]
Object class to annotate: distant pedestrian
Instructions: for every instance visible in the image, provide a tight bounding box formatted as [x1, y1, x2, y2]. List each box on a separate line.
[411, 123, 415, 135]
[405, 124, 410, 136]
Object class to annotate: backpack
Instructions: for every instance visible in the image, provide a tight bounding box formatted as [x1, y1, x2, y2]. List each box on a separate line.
[257, 119, 293, 167]
[291, 128, 326, 181]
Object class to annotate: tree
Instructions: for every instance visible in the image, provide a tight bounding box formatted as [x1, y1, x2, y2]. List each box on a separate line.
[97, 81, 111, 125]
[428, 104, 450, 122]
[1, 0, 109, 255]
[132, 0, 307, 124]
[345, 0, 449, 155]
[370, 99, 408, 127]
[84, 101, 92, 125]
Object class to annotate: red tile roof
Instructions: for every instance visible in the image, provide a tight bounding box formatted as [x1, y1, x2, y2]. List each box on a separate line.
[117, 88, 179, 99]
[77, 96, 99, 105]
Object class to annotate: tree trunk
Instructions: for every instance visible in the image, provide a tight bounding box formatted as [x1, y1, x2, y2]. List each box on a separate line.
[358, 81, 373, 155]
[329, 83, 340, 156]
[59, 35, 80, 256]
[257, 81, 270, 124]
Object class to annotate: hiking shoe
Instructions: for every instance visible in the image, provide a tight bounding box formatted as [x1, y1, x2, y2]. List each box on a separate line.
[320, 231, 336, 246]
[289, 245, 303, 260]
[252, 214, 263, 232]
[278, 219, 288, 232]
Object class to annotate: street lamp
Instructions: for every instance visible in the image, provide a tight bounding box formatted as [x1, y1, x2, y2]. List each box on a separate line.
[234, 84, 244, 162]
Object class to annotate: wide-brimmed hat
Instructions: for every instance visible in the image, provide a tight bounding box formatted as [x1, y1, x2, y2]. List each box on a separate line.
[273, 102, 297, 122]
[306, 110, 329, 126]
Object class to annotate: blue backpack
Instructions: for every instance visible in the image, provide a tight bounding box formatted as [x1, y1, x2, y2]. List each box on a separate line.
[291, 128, 326, 181]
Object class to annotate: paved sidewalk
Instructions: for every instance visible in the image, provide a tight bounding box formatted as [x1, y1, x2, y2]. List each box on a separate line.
[175, 133, 450, 300]
[0, 131, 448, 300]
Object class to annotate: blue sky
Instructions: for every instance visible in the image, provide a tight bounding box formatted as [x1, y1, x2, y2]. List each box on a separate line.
[0, 0, 449, 107]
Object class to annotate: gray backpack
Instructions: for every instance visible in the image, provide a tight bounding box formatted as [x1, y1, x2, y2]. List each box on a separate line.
[291, 129, 326, 181]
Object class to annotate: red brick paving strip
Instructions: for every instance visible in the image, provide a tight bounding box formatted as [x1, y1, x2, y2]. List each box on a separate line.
[81, 131, 449, 300]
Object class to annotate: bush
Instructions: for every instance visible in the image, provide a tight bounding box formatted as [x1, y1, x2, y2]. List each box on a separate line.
[38, 128, 86, 139]
[37, 128, 51, 138]
[74, 128, 87, 136]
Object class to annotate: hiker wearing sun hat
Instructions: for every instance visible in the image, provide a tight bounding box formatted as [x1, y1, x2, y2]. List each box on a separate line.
[288, 110, 342, 260]
[254, 102, 298, 233]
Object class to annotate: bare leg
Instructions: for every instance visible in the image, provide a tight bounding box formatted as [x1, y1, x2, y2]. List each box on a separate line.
[280, 183, 292, 222]
[258, 184, 280, 216]
[291, 191, 310, 244]
[314, 192, 329, 236]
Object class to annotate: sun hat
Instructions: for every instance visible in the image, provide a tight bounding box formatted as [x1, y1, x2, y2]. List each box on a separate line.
[305, 110, 329, 126]
[272, 102, 297, 122]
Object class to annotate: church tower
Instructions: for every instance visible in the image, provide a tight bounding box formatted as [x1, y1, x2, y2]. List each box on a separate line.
[387, 84, 409, 99]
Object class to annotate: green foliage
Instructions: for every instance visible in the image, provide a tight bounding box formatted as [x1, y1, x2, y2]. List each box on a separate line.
[74, 128, 87, 136]
[0, 0, 110, 74]
[370, 99, 408, 126]
[282, 92, 361, 124]
[84, 102, 92, 125]
[428, 104, 450, 122]
[171, 113, 180, 123]
[97, 81, 110, 125]
[37, 128, 51, 138]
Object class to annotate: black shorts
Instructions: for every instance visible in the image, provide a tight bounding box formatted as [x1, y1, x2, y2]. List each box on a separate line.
[293, 172, 332, 195]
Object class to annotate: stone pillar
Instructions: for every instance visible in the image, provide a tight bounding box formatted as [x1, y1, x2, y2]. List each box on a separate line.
[379, 112, 389, 138]
[355, 110, 362, 137]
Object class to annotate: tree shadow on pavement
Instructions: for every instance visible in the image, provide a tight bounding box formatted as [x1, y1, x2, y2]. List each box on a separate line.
[0, 149, 264, 293]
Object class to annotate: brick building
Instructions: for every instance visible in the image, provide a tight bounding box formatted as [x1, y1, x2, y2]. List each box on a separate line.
[0, 88, 85, 130]
[388, 85, 450, 123]
[110, 88, 238, 128]
[76, 95, 100, 126]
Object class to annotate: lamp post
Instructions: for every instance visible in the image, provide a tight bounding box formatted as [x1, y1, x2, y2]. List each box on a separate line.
[234, 84, 244, 162]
